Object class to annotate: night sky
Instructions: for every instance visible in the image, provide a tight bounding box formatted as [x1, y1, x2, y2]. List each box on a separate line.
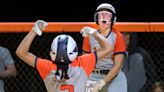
[0, 0, 163, 22]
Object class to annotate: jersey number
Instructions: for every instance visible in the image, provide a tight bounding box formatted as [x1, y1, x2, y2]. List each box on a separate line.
[60, 84, 74, 92]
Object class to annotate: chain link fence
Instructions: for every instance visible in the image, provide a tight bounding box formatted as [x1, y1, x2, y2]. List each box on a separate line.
[0, 32, 164, 92]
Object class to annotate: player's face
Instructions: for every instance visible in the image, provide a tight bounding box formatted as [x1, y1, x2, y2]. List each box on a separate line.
[153, 87, 164, 92]
[50, 51, 56, 61]
[98, 10, 112, 30]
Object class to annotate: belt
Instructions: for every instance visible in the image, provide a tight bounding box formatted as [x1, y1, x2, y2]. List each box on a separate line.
[93, 69, 109, 75]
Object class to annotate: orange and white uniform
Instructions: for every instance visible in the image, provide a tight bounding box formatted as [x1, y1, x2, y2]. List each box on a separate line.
[83, 29, 126, 70]
[83, 29, 127, 92]
[36, 52, 97, 92]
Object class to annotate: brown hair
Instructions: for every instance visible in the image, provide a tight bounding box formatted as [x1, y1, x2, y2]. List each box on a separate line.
[152, 81, 164, 92]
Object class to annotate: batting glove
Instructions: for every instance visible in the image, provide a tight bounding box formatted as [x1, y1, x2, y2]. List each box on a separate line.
[92, 79, 106, 92]
[85, 80, 97, 92]
[80, 26, 97, 37]
[32, 20, 48, 36]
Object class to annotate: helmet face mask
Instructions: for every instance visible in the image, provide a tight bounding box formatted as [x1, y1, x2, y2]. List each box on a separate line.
[97, 11, 113, 25]
[94, 3, 116, 26]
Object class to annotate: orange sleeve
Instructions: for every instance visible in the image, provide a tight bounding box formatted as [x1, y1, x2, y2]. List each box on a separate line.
[82, 37, 91, 53]
[79, 52, 97, 77]
[36, 58, 54, 79]
[114, 30, 126, 54]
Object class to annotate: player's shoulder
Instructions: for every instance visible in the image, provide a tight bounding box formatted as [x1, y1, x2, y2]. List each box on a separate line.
[112, 29, 124, 38]
[78, 53, 94, 59]
[0, 46, 8, 51]
[37, 58, 57, 70]
[71, 53, 95, 66]
[0, 46, 10, 54]
[112, 29, 122, 35]
[38, 58, 52, 62]
[37, 58, 54, 65]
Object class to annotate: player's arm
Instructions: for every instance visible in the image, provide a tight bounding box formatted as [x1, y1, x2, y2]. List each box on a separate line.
[16, 31, 37, 67]
[93, 32, 112, 59]
[0, 47, 17, 79]
[16, 20, 47, 67]
[81, 27, 113, 92]
[103, 54, 124, 82]
[80, 26, 112, 60]
[0, 64, 17, 79]
[103, 32, 126, 83]
[80, 27, 112, 77]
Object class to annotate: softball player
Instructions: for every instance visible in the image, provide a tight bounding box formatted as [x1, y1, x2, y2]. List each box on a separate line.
[16, 20, 113, 92]
[83, 3, 127, 92]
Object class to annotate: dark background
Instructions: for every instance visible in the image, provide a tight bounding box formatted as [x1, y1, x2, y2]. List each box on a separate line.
[0, 0, 164, 22]
[1, 0, 164, 92]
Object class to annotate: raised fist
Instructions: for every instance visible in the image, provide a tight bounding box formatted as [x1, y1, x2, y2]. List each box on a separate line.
[80, 26, 97, 37]
[32, 20, 48, 36]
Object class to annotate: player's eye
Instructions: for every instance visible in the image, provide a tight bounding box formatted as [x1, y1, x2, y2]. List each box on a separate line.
[52, 52, 56, 55]
[69, 47, 77, 55]
[69, 52, 73, 55]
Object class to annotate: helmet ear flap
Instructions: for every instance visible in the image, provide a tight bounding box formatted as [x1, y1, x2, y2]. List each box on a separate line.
[94, 12, 99, 25]
[111, 13, 116, 26]
[112, 13, 117, 23]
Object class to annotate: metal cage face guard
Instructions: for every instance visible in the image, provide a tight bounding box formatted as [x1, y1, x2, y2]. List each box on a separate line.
[97, 11, 113, 24]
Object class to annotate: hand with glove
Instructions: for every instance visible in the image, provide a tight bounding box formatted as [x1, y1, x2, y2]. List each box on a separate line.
[32, 20, 48, 36]
[91, 79, 106, 92]
[85, 80, 97, 92]
[80, 26, 97, 37]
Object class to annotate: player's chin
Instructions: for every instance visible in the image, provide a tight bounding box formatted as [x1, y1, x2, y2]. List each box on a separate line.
[100, 25, 110, 30]
[99, 23, 109, 28]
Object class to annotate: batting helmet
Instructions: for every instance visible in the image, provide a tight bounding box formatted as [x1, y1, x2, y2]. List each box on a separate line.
[94, 3, 117, 25]
[51, 34, 78, 64]
[51, 34, 78, 79]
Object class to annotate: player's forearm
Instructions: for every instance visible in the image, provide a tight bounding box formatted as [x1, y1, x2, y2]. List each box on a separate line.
[103, 63, 121, 83]
[0, 69, 16, 79]
[93, 32, 108, 49]
[93, 32, 112, 59]
[16, 31, 36, 58]
[103, 54, 124, 83]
